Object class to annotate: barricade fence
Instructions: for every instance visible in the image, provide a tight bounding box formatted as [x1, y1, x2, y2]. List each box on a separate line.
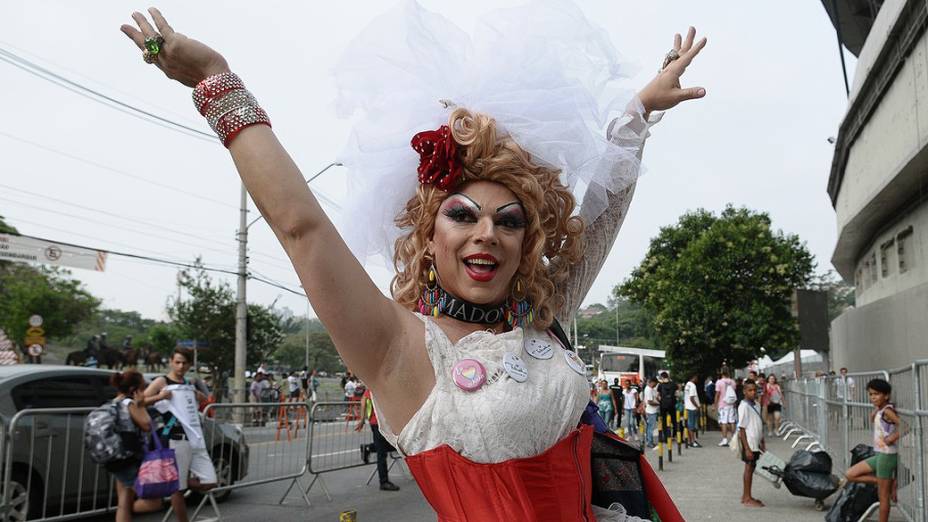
[0, 407, 117, 522]
[303, 400, 410, 502]
[782, 361, 928, 522]
[0, 398, 394, 522]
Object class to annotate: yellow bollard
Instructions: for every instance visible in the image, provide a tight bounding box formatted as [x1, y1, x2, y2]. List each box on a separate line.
[675, 410, 683, 454]
[665, 413, 673, 463]
[657, 415, 665, 471]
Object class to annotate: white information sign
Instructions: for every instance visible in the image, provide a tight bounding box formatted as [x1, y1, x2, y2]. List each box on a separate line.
[0, 234, 107, 272]
[155, 384, 205, 449]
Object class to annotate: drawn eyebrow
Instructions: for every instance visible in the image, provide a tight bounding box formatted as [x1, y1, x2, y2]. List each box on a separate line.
[449, 193, 482, 210]
[496, 202, 523, 213]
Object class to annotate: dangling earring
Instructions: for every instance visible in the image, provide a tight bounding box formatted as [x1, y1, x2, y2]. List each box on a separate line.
[418, 263, 446, 317]
[505, 276, 534, 328]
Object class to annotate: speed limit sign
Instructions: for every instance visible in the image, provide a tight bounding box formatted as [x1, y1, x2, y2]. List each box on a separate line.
[27, 344, 43, 357]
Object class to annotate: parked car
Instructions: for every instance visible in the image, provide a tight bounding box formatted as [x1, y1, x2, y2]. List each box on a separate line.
[0, 365, 248, 520]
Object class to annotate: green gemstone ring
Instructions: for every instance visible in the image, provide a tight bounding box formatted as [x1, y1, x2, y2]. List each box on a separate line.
[143, 35, 165, 56]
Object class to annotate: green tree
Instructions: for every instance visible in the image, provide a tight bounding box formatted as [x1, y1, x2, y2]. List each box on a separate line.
[0, 217, 100, 347]
[167, 263, 283, 395]
[0, 264, 100, 348]
[61, 308, 162, 350]
[619, 206, 814, 378]
[809, 270, 855, 322]
[272, 329, 344, 373]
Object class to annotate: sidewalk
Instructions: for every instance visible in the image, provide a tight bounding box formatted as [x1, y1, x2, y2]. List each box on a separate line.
[643, 431, 832, 521]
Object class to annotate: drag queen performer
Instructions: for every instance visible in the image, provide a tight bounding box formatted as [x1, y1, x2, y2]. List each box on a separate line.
[122, 2, 706, 520]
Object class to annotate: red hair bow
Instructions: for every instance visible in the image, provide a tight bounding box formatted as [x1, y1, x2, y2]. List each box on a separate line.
[411, 125, 463, 191]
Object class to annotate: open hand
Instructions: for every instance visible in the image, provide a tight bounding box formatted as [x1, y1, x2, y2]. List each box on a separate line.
[637, 27, 707, 114]
[121, 8, 230, 87]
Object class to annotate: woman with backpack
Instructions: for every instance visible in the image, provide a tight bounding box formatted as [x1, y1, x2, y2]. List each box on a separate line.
[110, 370, 161, 522]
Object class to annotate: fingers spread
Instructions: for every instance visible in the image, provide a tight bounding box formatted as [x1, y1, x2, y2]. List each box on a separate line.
[131, 11, 158, 39]
[673, 33, 682, 52]
[120, 24, 146, 50]
[148, 8, 175, 38]
[682, 27, 696, 52]
[677, 37, 707, 69]
[677, 86, 706, 103]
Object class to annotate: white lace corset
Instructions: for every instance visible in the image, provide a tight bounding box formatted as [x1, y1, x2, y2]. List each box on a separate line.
[374, 315, 590, 464]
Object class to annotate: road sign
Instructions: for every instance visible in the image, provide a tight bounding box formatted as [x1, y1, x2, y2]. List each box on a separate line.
[27, 344, 43, 357]
[0, 233, 107, 272]
[25, 325, 45, 346]
[178, 339, 209, 349]
[28, 315, 43, 327]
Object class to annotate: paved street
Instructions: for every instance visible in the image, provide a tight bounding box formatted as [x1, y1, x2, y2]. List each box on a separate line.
[643, 432, 832, 521]
[89, 427, 864, 522]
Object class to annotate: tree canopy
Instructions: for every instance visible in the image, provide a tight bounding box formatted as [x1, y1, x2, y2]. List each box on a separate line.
[167, 262, 283, 391]
[0, 217, 100, 347]
[619, 206, 814, 378]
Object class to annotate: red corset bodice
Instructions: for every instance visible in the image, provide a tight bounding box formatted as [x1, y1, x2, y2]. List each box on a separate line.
[404, 425, 683, 522]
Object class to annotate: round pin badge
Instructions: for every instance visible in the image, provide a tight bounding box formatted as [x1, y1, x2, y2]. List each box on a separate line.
[502, 352, 528, 383]
[563, 350, 586, 376]
[451, 359, 487, 392]
[524, 338, 554, 360]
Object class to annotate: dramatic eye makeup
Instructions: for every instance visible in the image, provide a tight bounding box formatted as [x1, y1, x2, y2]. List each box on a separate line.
[495, 202, 527, 229]
[441, 194, 481, 223]
[440, 195, 526, 228]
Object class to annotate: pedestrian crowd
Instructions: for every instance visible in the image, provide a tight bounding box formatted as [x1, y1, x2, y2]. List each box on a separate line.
[592, 370, 705, 450]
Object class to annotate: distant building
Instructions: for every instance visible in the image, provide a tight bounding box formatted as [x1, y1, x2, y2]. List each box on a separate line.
[824, 0, 928, 370]
[578, 304, 607, 319]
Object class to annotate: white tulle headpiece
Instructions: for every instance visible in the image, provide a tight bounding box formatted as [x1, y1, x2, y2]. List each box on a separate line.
[334, 0, 642, 266]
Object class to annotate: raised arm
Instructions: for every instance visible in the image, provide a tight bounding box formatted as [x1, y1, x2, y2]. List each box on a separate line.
[120, 10, 417, 385]
[556, 28, 707, 322]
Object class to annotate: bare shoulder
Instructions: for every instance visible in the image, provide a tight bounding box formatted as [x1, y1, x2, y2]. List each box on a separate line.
[365, 307, 434, 433]
[145, 376, 166, 394]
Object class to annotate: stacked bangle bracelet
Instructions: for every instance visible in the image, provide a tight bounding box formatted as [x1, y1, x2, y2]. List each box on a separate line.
[193, 72, 270, 147]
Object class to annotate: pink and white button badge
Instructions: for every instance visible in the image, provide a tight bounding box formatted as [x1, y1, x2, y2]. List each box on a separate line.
[452, 358, 487, 392]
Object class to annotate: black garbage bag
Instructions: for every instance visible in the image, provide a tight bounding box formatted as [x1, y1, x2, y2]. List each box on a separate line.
[825, 483, 879, 522]
[787, 450, 832, 474]
[782, 468, 840, 499]
[850, 444, 874, 465]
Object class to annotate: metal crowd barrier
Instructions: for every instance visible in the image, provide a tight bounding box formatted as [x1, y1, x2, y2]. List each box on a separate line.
[188, 401, 313, 522]
[0, 398, 401, 522]
[782, 361, 928, 522]
[304, 400, 379, 501]
[0, 407, 117, 522]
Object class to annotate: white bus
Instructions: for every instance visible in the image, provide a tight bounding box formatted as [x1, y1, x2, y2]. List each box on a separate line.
[596, 346, 666, 387]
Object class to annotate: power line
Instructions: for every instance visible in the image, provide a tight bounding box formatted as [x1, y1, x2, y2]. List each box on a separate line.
[0, 46, 216, 142]
[250, 274, 305, 298]
[5, 230, 307, 298]
[0, 39, 204, 129]
[0, 130, 238, 209]
[0, 196, 236, 257]
[0, 182, 233, 249]
[0, 181, 310, 271]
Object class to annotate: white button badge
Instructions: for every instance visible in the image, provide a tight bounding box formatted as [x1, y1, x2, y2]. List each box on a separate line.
[524, 338, 554, 360]
[563, 350, 586, 376]
[502, 352, 529, 383]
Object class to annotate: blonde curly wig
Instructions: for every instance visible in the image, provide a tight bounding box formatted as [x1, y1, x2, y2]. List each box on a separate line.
[391, 108, 584, 330]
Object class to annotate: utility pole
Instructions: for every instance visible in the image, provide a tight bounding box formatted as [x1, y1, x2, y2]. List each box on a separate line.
[234, 162, 341, 405]
[304, 299, 310, 369]
[234, 183, 248, 406]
